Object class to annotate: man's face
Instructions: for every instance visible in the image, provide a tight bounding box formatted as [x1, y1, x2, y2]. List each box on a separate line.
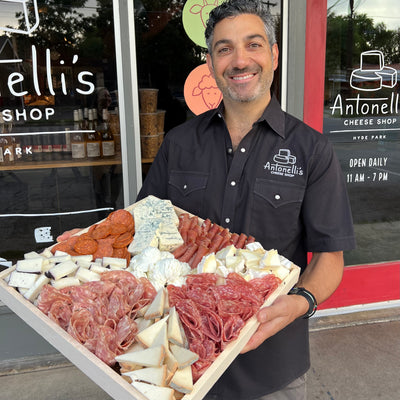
[206, 13, 279, 105]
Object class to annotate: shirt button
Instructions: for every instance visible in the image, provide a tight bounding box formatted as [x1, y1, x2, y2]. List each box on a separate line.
[183, 184, 187, 190]
[275, 194, 281, 200]
[230, 181, 236, 186]
[240, 147, 246, 153]
[225, 217, 230, 224]
[227, 148, 233, 154]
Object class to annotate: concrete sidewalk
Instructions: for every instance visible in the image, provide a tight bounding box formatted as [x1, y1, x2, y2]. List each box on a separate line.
[0, 308, 399, 400]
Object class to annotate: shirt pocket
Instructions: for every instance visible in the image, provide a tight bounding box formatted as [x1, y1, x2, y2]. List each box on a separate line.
[168, 170, 209, 213]
[250, 178, 305, 246]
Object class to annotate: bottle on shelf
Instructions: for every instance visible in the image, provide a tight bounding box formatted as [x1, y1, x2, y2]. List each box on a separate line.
[100, 109, 115, 157]
[0, 135, 15, 166]
[22, 135, 33, 162]
[32, 134, 43, 162]
[42, 134, 53, 161]
[86, 109, 101, 159]
[71, 110, 86, 159]
[62, 128, 72, 160]
[12, 135, 22, 162]
[52, 133, 63, 161]
[80, 108, 86, 130]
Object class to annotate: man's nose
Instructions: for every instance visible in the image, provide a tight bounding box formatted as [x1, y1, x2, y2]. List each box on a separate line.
[231, 47, 250, 69]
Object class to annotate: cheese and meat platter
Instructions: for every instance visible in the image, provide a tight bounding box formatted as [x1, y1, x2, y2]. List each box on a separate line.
[0, 195, 300, 400]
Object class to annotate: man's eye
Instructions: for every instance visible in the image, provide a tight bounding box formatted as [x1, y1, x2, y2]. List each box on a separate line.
[249, 42, 261, 48]
[217, 47, 230, 54]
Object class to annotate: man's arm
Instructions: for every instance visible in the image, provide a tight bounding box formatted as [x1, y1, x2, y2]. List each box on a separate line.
[241, 251, 344, 353]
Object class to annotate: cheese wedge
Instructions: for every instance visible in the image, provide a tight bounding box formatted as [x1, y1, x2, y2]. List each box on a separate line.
[131, 380, 175, 400]
[122, 365, 167, 387]
[136, 315, 169, 347]
[144, 288, 166, 320]
[170, 344, 199, 369]
[169, 365, 194, 394]
[167, 306, 185, 347]
[115, 345, 165, 367]
[102, 257, 127, 269]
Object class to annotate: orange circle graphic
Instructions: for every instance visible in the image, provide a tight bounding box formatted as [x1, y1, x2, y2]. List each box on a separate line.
[184, 64, 222, 115]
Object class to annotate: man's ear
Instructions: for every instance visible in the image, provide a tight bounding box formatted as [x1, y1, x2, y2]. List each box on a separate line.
[272, 43, 279, 71]
[206, 53, 215, 78]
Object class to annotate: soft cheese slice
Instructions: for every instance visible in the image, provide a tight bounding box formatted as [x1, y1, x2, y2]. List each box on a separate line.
[136, 315, 169, 347]
[131, 380, 175, 400]
[75, 267, 100, 283]
[51, 276, 81, 290]
[8, 271, 38, 289]
[123, 365, 167, 387]
[23, 274, 50, 301]
[115, 345, 165, 367]
[47, 260, 78, 280]
[16, 258, 44, 273]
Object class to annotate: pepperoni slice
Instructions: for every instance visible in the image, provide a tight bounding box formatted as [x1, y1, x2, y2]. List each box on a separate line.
[109, 222, 127, 235]
[74, 236, 98, 255]
[107, 209, 134, 231]
[91, 223, 112, 240]
[112, 232, 133, 248]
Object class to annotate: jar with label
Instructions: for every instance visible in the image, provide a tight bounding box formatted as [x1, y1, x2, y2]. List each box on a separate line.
[71, 110, 86, 159]
[100, 109, 115, 157]
[86, 109, 102, 159]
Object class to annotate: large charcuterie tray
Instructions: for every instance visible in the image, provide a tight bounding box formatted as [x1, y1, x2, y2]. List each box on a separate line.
[0, 200, 300, 400]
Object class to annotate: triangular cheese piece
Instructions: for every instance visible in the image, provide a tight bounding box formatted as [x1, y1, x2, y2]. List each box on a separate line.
[136, 315, 169, 347]
[115, 345, 165, 367]
[123, 365, 167, 387]
[169, 365, 194, 394]
[167, 306, 185, 346]
[170, 344, 199, 369]
[144, 288, 166, 320]
[131, 380, 175, 400]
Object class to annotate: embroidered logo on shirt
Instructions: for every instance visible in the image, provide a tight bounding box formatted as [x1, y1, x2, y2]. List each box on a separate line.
[264, 149, 303, 177]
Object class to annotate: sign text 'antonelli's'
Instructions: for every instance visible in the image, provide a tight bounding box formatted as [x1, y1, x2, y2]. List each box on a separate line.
[1, 45, 95, 123]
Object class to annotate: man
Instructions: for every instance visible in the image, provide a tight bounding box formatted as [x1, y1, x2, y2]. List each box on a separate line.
[136, 0, 355, 399]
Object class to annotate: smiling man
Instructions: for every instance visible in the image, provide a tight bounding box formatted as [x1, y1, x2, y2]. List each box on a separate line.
[137, 1, 356, 399]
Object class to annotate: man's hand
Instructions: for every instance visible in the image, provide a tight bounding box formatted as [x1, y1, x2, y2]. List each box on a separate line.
[240, 293, 308, 353]
[56, 228, 82, 242]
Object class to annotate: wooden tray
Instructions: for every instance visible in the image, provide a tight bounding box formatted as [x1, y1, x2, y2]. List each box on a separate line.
[0, 201, 300, 400]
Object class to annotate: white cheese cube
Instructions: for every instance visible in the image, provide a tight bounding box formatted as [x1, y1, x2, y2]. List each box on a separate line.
[8, 271, 39, 289]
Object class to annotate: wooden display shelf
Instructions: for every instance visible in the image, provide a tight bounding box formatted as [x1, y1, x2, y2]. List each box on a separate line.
[0, 157, 122, 171]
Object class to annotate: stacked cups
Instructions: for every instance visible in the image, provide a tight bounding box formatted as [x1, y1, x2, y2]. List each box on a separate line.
[139, 88, 165, 158]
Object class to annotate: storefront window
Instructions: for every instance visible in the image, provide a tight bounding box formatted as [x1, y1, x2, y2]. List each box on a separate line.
[0, 0, 123, 262]
[324, 0, 400, 265]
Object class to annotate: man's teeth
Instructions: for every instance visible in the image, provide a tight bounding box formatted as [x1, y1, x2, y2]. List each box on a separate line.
[232, 74, 254, 80]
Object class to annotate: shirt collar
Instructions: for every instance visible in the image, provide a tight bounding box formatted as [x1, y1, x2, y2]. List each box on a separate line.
[209, 94, 285, 139]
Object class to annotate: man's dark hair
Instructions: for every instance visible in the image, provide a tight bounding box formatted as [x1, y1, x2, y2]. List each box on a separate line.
[205, 0, 277, 54]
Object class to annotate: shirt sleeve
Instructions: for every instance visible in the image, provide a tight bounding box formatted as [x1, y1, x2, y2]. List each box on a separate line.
[302, 140, 356, 252]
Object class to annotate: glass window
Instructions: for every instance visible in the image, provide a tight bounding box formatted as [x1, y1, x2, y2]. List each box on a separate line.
[0, 0, 123, 262]
[324, 0, 400, 265]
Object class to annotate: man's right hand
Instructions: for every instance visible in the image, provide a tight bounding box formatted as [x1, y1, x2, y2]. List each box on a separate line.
[56, 228, 82, 242]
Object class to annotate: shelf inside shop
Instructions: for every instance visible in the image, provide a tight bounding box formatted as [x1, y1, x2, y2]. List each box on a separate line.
[0, 157, 122, 171]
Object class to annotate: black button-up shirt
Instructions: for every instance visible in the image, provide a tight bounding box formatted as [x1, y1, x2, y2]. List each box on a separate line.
[137, 95, 355, 398]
